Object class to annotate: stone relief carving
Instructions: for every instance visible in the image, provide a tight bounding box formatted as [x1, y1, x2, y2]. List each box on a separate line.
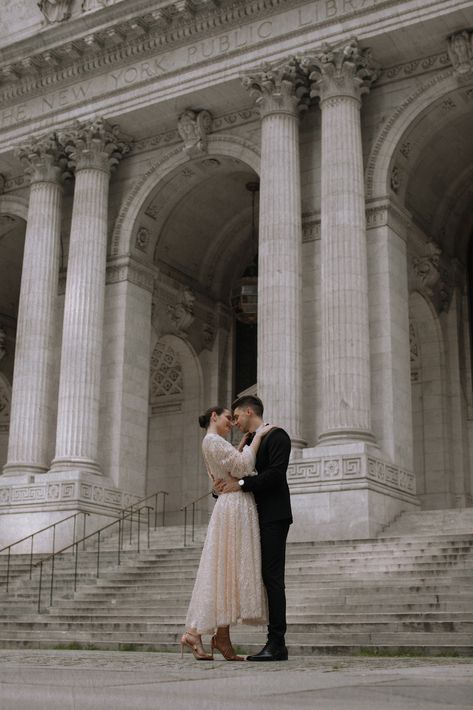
[150, 341, 184, 402]
[0, 375, 10, 431]
[167, 289, 196, 334]
[82, 0, 117, 11]
[448, 30, 473, 76]
[38, 0, 73, 23]
[135, 226, 150, 252]
[412, 242, 453, 314]
[409, 320, 420, 382]
[0, 327, 6, 362]
[0, 174, 5, 195]
[177, 109, 213, 157]
[390, 165, 401, 193]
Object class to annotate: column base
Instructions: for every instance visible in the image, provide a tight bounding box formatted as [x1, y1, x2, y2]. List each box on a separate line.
[318, 429, 377, 446]
[287, 443, 418, 541]
[50, 457, 102, 477]
[2, 462, 49, 479]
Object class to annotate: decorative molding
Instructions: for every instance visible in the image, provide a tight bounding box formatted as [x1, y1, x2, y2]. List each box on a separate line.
[0, 374, 10, 433]
[177, 109, 213, 157]
[15, 131, 70, 183]
[409, 319, 420, 383]
[105, 256, 155, 292]
[0, 478, 140, 511]
[288, 452, 415, 497]
[379, 52, 450, 85]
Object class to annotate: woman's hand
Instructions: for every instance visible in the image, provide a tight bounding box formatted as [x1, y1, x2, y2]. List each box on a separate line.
[237, 432, 251, 451]
[255, 423, 276, 439]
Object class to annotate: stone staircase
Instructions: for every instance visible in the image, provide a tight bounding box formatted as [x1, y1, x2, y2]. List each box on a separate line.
[0, 511, 472, 655]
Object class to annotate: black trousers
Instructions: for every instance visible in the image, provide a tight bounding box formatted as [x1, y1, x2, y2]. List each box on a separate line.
[259, 520, 290, 647]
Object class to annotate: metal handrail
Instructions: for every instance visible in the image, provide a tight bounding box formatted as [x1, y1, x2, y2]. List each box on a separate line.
[180, 491, 212, 546]
[0, 511, 89, 593]
[35, 503, 155, 612]
[0, 488, 169, 594]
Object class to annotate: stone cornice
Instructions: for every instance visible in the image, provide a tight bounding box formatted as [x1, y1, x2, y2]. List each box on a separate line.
[0, 0, 459, 108]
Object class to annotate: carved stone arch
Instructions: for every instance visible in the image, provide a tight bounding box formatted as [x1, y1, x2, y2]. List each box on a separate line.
[0, 194, 28, 222]
[409, 291, 451, 509]
[365, 69, 459, 200]
[111, 134, 261, 258]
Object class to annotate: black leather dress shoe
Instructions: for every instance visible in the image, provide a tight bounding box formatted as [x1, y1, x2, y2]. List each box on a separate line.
[246, 644, 288, 661]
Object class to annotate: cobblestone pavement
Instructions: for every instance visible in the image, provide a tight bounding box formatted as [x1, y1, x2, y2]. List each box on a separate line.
[0, 650, 472, 710]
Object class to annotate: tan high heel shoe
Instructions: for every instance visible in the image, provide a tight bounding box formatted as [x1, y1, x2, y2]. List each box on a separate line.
[180, 632, 213, 661]
[211, 629, 245, 661]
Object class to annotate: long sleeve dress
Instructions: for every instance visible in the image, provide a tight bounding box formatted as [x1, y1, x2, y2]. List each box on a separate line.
[185, 432, 267, 634]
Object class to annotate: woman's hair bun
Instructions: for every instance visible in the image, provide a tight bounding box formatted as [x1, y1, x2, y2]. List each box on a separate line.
[198, 406, 225, 429]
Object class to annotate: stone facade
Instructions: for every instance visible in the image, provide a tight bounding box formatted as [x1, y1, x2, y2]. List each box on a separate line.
[1, 0, 473, 546]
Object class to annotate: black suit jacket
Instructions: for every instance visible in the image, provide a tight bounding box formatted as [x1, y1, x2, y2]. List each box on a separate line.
[241, 427, 293, 525]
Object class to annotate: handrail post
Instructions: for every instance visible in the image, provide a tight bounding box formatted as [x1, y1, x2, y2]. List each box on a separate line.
[184, 506, 187, 547]
[192, 502, 195, 543]
[118, 519, 122, 567]
[137, 509, 141, 554]
[38, 561, 43, 613]
[147, 507, 150, 549]
[49, 556, 55, 607]
[52, 524, 56, 556]
[162, 492, 167, 528]
[72, 514, 77, 551]
[29, 536, 34, 580]
[74, 542, 79, 592]
[154, 493, 158, 529]
[82, 513, 87, 551]
[129, 510, 133, 546]
[6, 548, 11, 593]
[96, 530, 101, 578]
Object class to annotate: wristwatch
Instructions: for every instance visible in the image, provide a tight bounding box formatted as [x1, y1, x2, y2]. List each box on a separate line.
[238, 479, 245, 488]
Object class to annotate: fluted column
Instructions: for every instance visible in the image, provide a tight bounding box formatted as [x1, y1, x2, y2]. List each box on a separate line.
[3, 135, 66, 477]
[51, 118, 131, 475]
[302, 41, 380, 444]
[243, 60, 307, 447]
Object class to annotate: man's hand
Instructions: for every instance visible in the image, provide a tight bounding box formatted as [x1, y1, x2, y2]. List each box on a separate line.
[214, 477, 241, 494]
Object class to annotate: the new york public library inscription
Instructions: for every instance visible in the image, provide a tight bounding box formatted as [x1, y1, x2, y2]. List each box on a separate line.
[1, 0, 382, 130]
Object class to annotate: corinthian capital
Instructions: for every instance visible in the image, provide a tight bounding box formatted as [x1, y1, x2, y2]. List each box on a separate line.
[15, 132, 69, 184]
[241, 58, 309, 118]
[57, 117, 133, 173]
[301, 39, 380, 105]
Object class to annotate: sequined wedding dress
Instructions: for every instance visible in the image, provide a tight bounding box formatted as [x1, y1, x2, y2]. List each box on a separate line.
[185, 432, 267, 634]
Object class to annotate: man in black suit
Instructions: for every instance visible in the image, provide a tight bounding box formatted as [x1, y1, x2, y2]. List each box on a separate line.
[214, 395, 292, 661]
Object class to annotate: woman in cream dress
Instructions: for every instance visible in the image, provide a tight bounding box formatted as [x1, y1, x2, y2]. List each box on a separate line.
[181, 406, 271, 661]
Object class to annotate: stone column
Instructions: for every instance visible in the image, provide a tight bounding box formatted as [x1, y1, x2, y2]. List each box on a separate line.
[51, 118, 131, 476]
[3, 135, 66, 477]
[302, 41, 380, 445]
[242, 59, 307, 447]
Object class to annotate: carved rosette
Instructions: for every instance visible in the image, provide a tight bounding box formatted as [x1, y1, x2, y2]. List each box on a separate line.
[448, 30, 473, 77]
[301, 39, 380, 105]
[15, 133, 69, 184]
[241, 58, 309, 118]
[57, 117, 133, 174]
[177, 109, 213, 157]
